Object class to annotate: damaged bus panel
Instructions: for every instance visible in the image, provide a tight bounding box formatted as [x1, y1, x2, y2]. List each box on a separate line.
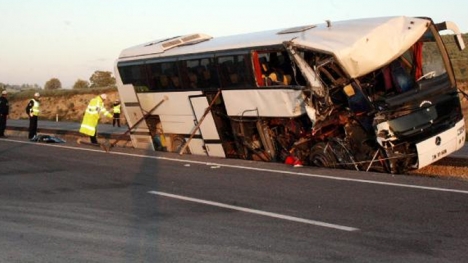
[114, 16, 466, 173]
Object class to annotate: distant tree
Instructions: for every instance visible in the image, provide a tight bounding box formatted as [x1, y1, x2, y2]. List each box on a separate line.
[73, 79, 90, 89]
[89, 71, 116, 88]
[20, 83, 41, 90]
[44, 78, 62, 90]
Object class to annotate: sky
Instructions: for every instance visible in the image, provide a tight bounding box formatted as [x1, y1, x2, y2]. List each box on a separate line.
[1, 0, 467, 88]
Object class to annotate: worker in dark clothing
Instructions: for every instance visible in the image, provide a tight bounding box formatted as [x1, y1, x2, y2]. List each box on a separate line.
[25, 92, 41, 140]
[0, 90, 9, 137]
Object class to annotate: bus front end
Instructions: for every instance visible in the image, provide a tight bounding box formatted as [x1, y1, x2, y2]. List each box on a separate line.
[370, 21, 466, 173]
[295, 18, 466, 173]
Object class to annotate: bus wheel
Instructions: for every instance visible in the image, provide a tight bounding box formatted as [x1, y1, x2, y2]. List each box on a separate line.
[172, 136, 191, 154]
[309, 142, 337, 168]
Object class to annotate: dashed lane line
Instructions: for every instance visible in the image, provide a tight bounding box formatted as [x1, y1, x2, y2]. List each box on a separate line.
[148, 190, 359, 232]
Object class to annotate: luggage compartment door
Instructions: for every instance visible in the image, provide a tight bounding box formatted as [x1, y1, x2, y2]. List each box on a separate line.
[118, 84, 154, 150]
[189, 96, 226, 158]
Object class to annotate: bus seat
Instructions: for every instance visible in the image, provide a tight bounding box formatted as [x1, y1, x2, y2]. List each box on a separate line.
[268, 71, 289, 85]
[269, 72, 279, 83]
[390, 59, 413, 93]
[284, 74, 292, 85]
[345, 83, 371, 114]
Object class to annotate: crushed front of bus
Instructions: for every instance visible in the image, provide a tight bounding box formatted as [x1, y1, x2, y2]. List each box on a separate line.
[367, 27, 466, 173]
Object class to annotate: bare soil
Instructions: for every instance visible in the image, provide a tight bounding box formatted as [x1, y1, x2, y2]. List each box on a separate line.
[409, 159, 468, 181]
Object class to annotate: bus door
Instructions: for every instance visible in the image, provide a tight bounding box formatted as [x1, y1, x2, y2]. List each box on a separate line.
[119, 84, 155, 150]
[189, 95, 226, 158]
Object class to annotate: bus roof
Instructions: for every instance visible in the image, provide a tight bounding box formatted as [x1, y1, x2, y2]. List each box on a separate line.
[118, 16, 430, 78]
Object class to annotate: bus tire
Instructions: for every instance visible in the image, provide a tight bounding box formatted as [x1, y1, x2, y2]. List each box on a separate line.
[309, 142, 337, 168]
[172, 136, 191, 154]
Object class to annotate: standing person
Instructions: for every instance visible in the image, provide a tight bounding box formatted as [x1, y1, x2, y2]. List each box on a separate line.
[79, 93, 113, 144]
[112, 99, 121, 127]
[25, 92, 40, 141]
[0, 91, 9, 137]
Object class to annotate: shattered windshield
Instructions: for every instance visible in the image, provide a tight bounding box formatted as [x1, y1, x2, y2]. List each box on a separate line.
[354, 27, 450, 107]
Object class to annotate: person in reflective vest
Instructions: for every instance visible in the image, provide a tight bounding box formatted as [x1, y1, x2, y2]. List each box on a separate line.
[112, 99, 121, 127]
[25, 92, 40, 140]
[79, 93, 112, 144]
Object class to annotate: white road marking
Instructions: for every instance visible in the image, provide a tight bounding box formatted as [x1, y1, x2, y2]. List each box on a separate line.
[148, 190, 359, 232]
[7, 139, 468, 195]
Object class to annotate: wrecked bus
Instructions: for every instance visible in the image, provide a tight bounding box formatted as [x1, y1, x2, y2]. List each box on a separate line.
[114, 16, 466, 173]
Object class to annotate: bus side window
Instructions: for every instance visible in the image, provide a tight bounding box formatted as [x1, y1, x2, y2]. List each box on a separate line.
[217, 54, 253, 88]
[219, 60, 235, 87]
[148, 63, 167, 91]
[120, 64, 150, 93]
[195, 65, 211, 88]
[208, 63, 220, 88]
[179, 60, 199, 89]
[270, 52, 291, 85]
[235, 55, 249, 86]
[187, 69, 198, 89]
[256, 51, 292, 86]
[167, 62, 182, 89]
[229, 62, 239, 85]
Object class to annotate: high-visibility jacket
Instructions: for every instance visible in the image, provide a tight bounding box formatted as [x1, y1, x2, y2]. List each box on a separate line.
[113, 104, 121, 114]
[79, 96, 112, 136]
[27, 99, 40, 116]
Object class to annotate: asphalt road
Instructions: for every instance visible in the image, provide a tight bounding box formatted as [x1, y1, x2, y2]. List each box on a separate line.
[1, 137, 468, 262]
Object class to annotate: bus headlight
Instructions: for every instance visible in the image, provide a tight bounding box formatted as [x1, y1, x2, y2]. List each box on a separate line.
[457, 126, 465, 136]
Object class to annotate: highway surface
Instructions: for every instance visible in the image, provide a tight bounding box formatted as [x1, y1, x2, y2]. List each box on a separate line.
[1, 137, 468, 262]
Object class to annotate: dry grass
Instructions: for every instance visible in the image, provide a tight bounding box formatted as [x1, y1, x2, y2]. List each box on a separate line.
[410, 165, 468, 181]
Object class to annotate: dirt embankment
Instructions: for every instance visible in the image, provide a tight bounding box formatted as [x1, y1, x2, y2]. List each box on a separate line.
[8, 90, 125, 125]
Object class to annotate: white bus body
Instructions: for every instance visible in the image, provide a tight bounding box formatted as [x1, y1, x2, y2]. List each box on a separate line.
[114, 16, 466, 173]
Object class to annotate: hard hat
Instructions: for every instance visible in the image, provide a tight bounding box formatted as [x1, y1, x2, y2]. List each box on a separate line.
[100, 94, 107, 100]
[34, 92, 40, 97]
[1, 90, 6, 95]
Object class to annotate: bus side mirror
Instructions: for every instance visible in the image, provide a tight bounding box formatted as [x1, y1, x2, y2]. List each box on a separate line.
[436, 21, 466, 51]
[454, 34, 465, 51]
